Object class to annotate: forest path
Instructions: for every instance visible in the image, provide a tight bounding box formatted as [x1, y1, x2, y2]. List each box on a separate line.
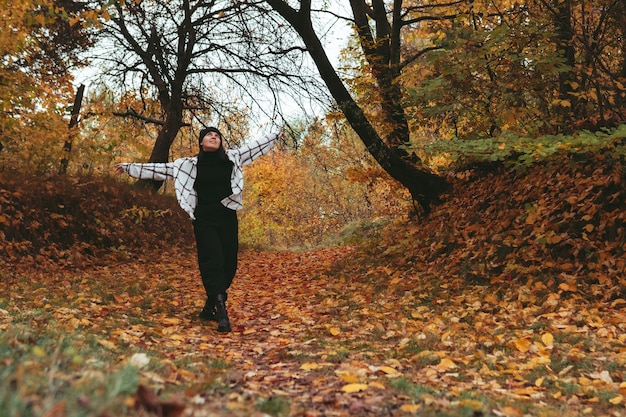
[4, 245, 626, 417]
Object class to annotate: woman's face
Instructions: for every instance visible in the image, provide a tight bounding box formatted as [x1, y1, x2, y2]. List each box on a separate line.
[201, 131, 222, 152]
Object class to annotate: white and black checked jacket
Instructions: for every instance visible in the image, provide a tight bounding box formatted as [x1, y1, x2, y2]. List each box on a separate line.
[119, 130, 279, 220]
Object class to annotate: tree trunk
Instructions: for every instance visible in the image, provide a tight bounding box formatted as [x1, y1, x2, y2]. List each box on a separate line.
[553, 0, 577, 132]
[265, 0, 449, 213]
[137, 102, 185, 191]
[59, 84, 85, 174]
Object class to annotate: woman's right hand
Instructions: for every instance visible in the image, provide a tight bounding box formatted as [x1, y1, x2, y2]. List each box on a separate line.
[114, 163, 126, 174]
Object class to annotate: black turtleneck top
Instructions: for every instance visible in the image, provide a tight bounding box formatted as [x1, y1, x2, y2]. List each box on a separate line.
[194, 151, 234, 213]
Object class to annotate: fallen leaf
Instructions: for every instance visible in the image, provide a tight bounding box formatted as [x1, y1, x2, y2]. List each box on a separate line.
[135, 385, 161, 415]
[495, 406, 524, 417]
[541, 332, 554, 348]
[379, 366, 400, 376]
[400, 403, 421, 412]
[458, 399, 483, 410]
[97, 339, 117, 350]
[341, 383, 368, 393]
[161, 399, 186, 417]
[514, 338, 531, 353]
[436, 357, 456, 371]
[300, 362, 322, 370]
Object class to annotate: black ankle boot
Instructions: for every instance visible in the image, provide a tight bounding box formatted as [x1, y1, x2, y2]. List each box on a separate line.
[199, 296, 217, 322]
[216, 293, 231, 333]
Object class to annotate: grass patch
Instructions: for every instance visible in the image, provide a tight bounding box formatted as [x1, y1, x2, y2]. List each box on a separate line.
[390, 377, 440, 400]
[256, 396, 291, 416]
[0, 322, 139, 417]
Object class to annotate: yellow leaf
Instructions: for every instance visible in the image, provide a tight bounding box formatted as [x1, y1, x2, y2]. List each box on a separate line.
[535, 376, 545, 387]
[421, 393, 437, 405]
[609, 395, 623, 405]
[459, 399, 483, 410]
[514, 387, 539, 396]
[379, 366, 400, 376]
[436, 357, 456, 371]
[514, 338, 531, 353]
[400, 404, 421, 412]
[335, 370, 359, 383]
[498, 406, 524, 417]
[368, 381, 386, 390]
[97, 339, 117, 350]
[300, 362, 321, 370]
[541, 333, 554, 348]
[329, 327, 341, 336]
[341, 383, 368, 393]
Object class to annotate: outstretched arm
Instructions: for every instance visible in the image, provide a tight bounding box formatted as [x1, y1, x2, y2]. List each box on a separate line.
[114, 162, 175, 181]
[237, 129, 283, 166]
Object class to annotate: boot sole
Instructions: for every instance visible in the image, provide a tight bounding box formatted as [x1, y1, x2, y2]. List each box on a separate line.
[217, 324, 232, 332]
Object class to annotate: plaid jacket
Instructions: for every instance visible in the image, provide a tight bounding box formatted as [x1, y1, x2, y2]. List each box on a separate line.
[119, 130, 279, 219]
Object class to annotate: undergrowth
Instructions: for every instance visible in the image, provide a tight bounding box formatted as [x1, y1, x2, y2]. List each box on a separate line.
[423, 124, 626, 170]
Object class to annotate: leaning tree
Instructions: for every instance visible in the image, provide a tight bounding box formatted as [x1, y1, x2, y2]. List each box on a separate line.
[263, 0, 452, 213]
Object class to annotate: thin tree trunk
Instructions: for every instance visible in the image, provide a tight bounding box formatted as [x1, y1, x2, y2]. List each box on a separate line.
[59, 84, 85, 174]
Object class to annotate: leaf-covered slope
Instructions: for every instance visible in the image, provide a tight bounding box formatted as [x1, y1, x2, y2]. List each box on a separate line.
[0, 172, 194, 268]
[345, 152, 625, 303]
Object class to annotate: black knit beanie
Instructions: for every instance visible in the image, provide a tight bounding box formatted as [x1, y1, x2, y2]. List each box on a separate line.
[198, 127, 223, 147]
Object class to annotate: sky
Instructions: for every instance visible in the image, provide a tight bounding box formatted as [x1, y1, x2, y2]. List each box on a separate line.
[71, 2, 354, 131]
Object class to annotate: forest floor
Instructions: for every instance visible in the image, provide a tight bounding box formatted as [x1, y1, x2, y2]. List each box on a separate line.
[1, 151, 626, 417]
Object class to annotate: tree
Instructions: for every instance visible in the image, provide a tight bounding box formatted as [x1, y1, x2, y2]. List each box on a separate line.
[263, 0, 450, 213]
[79, 0, 325, 189]
[0, 0, 94, 170]
[394, 0, 626, 139]
[537, 0, 626, 130]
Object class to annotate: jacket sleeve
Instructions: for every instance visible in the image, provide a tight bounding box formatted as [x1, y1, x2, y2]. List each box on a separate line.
[120, 162, 174, 181]
[236, 130, 280, 166]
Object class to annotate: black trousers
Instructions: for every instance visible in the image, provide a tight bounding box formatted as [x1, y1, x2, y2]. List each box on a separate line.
[192, 203, 238, 298]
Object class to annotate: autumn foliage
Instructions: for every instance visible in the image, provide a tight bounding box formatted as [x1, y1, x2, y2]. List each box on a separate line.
[2, 147, 626, 416]
[0, 171, 193, 267]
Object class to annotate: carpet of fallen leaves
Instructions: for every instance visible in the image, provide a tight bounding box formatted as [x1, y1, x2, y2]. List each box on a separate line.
[2, 152, 626, 417]
[4, 243, 626, 417]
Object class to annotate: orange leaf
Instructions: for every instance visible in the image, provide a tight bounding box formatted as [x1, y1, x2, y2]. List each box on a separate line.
[497, 406, 524, 417]
[400, 404, 421, 412]
[514, 338, 531, 353]
[436, 357, 456, 371]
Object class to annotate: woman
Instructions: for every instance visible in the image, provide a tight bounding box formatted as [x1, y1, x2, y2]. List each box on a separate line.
[115, 125, 281, 332]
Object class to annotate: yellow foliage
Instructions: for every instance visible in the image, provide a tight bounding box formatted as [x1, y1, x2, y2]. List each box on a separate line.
[239, 121, 410, 248]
